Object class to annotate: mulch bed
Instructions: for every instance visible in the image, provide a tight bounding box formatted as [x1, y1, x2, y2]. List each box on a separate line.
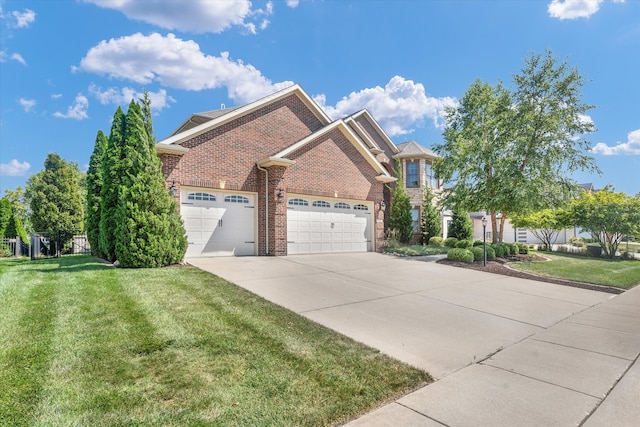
[437, 254, 624, 294]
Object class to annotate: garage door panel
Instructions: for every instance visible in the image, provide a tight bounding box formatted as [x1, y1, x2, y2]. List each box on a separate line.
[182, 191, 255, 257]
[287, 196, 372, 255]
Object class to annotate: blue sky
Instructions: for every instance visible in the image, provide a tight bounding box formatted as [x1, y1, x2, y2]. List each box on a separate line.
[1, 0, 638, 197]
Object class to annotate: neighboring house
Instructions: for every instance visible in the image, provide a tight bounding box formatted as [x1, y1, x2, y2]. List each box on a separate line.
[392, 140, 443, 241]
[156, 84, 397, 257]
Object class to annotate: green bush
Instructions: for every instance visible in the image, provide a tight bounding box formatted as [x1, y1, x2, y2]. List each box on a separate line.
[455, 239, 473, 249]
[473, 240, 484, 247]
[501, 244, 511, 256]
[471, 247, 484, 262]
[444, 237, 459, 247]
[486, 245, 496, 260]
[492, 244, 505, 257]
[509, 243, 520, 255]
[428, 236, 444, 246]
[447, 248, 474, 263]
[516, 243, 529, 254]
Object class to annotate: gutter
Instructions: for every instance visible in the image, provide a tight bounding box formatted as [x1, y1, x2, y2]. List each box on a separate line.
[256, 163, 269, 255]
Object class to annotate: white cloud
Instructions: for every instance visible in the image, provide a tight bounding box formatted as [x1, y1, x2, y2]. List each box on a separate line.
[547, 0, 624, 20]
[0, 159, 31, 176]
[12, 9, 36, 28]
[286, 0, 300, 7]
[11, 52, 26, 65]
[314, 76, 458, 136]
[53, 94, 89, 120]
[591, 129, 640, 155]
[51, 93, 63, 100]
[89, 85, 176, 111]
[82, 0, 271, 34]
[18, 97, 36, 112]
[78, 33, 294, 104]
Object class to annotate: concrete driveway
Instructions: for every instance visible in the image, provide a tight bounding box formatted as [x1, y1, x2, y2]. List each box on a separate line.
[187, 253, 640, 426]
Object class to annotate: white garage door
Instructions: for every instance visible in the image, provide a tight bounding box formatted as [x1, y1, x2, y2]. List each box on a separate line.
[181, 190, 256, 257]
[287, 196, 372, 255]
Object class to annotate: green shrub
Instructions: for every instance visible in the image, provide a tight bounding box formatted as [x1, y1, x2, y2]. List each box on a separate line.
[492, 244, 505, 257]
[486, 245, 496, 260]
[471, 247, 484, 262]
[516, 243, 528, 254]
[455, 239, 473, 249]
[473, 240, 484, 247]
[501, 244, 512, 256]
[428, 236, 444, 246]
[444, 237, 459, 247]
[509, 243, 520, 255]
[447, 248, 474, 263]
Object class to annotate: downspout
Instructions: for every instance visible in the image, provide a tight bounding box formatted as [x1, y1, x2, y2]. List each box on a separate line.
[256, 163, 269, 255]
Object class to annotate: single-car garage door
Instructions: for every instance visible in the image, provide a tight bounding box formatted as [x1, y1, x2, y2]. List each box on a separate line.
[181, 190, 256, 257]
[287, 195, 372, 255]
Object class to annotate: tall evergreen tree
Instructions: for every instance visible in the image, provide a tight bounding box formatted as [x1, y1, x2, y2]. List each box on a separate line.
[86, 130, 108, 258]
[99, 107, 125, 262]
[0, 198, 12, 238]
[389, 161, 414, 244]
[113, 98, 187, 267]
[420, 186, 441, 244]
[25, 154, 84, 250]
[448, 207, 473, 241]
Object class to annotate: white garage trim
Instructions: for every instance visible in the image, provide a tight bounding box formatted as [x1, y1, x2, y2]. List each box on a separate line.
[181, 188, 257, 257]
[287, 194, 373, 255]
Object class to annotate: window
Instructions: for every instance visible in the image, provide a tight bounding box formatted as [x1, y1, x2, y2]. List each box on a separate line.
[353, 204, 369, 211]
[187, 192, 216, 201]
[334, 202, 350, 209]
[312, 200, 331, 208]
[425, 162, 439, 189]
[406, 161, 419, 188]
[224, 195, 249, 204]
[411, 208, 420, 232]
[288, 198, 309, 206]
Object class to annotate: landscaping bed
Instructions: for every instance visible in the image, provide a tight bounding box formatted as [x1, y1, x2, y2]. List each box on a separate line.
[437, 254, 625, 294]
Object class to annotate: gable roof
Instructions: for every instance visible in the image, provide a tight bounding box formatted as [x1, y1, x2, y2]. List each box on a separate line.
[156, 84, 331, 148]
[170, 106, 242, 135]
[346, 110, 399, 155]
[393, 140, 437, 159]
[262, 118, 396, 183]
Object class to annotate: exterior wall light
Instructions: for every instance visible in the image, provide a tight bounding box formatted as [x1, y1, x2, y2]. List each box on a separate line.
[169, 180, 177, 197]
[277, 189, 284, 202]
[379, 200, 386, 211]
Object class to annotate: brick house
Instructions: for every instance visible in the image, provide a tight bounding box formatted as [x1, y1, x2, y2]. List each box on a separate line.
[392, 140, 444, 241]
[156, 84, 397, 257]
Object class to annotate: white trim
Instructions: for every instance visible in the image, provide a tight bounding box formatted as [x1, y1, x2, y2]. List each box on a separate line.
[349, 110, 399, 154]
[257, 156, 296, 168]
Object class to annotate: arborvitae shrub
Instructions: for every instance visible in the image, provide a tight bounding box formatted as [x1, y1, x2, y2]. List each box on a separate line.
[447, 248, 474, 263]
[455, 239, 473, 248]
[428, 236, 444, 246]
[444, 237, 459, 247]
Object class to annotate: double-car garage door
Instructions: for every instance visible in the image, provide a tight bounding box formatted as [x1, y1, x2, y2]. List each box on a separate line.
[287, 195, 372, 255]
[181, 189, 373, 256]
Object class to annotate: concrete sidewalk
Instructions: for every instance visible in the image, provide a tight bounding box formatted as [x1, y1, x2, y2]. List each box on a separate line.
[187, 253, 640, 426]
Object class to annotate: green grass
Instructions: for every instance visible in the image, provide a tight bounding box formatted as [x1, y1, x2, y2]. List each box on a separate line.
[0, 256, 430, 426]
[384, 244, 449, 256]
[510, 251, 640, 289]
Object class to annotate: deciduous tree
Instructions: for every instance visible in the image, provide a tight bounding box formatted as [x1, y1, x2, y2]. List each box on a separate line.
[510, 208, 571, 251]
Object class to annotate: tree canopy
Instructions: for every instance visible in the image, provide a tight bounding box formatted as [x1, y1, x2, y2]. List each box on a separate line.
[434, 50, 599, 242]
[510, 208, 572, 251]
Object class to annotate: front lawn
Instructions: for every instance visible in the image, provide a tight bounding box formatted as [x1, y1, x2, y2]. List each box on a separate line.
[0, 256, 430, 426]
[510, 251, 640, 289]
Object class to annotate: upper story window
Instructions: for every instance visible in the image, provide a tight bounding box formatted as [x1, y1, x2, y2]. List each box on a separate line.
[224, 195, 250, 204]
[334, 202, 350, 209]
[425, 162, 439, 189]
[312, 200, 331, 208]
[188, 192, 216, 201]
[288, 198, 309, 206]
[353, 204, 369, 211]
[406, 161, 419, 188]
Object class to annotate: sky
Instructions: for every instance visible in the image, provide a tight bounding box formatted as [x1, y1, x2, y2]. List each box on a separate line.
[1, 0, 639, 197]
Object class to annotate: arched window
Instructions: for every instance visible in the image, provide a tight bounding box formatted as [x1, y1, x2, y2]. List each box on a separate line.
[312, 200, 331, 208]
[187, 192, 216, 201]
[224, 195, 249, 204]
[288, 198, 309, 206]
